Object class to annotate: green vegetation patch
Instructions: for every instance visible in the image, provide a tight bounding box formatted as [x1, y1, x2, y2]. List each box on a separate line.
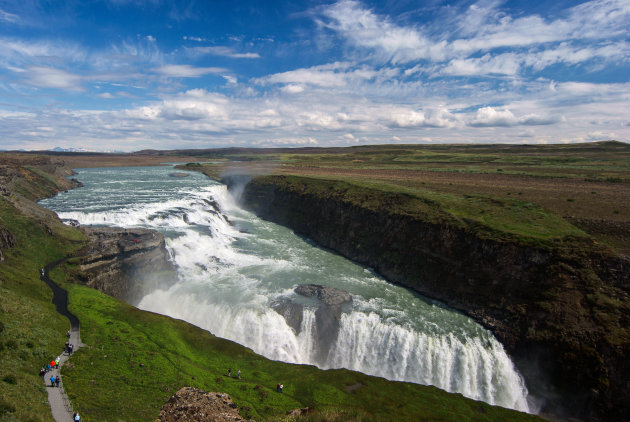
[254, 175, 588, 247]
[0, 199, 85, 422]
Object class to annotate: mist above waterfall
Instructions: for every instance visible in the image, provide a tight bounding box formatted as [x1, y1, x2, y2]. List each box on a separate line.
[40, 165, 532, 413]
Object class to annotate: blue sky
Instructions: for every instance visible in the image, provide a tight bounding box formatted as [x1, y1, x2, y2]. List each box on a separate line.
[0, 0, 629, 151]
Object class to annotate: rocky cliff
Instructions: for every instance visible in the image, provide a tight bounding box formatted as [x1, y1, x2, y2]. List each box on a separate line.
[228, 174, 630, 422]
[77, 226, 176, 304]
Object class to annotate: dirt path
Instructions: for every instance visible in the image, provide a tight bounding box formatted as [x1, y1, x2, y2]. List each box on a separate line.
[40, 261, 85, 422]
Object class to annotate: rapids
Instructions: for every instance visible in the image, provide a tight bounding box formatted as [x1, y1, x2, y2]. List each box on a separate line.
[40, 165, 531, 412]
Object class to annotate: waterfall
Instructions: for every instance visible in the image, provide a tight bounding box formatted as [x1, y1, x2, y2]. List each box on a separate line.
[41, 166, 532, 413]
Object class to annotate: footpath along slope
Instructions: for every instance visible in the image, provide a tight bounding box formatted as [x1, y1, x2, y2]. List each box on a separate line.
[40, 259, 84, 422]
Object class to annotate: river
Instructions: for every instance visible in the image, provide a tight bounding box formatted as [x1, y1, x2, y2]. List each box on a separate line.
[40, 165, 531, 412]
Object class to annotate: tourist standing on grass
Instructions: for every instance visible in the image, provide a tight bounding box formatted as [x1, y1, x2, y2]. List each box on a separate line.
[237, 370, 241, 379]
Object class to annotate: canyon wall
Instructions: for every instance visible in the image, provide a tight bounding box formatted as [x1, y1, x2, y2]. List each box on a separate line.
[229, 174, 630, 422]
[78, 226, 176, 304]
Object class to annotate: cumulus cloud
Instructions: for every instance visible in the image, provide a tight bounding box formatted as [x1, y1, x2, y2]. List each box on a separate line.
[281, 84, 305, 94]
[469, 107, 557, 127]
[388, 107, 457, 129]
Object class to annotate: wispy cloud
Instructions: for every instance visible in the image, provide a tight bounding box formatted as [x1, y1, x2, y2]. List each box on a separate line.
[318, 0, 630, 76]
[187, 46, 260, 59]
[23, 66, 84, 90]
[0, 8, 19, 23]
[154, 64, 226, 78]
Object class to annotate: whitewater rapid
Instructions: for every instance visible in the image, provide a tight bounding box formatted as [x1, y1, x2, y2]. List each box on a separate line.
[40, 166, 531, 412]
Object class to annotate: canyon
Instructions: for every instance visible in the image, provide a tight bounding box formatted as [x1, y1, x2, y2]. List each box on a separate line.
[230, 174, 630, 422]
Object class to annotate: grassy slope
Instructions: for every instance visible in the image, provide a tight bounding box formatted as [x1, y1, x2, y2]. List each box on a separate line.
[258, 175, 589, 248]
[0, 157, 542, 421]
[0, 198, 84, 422]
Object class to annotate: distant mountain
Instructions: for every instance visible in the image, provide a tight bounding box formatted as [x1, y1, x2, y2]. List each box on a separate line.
[48, 146, 125, 153]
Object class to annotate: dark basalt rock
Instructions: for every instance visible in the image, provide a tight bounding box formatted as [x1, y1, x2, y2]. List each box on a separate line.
[272, 284, 353, 364]
[295, 284, 353, 306]
[270, 299, 303, 334]
[78, 226, 176, 305]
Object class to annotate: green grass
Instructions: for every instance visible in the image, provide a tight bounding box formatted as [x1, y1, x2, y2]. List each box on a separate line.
[254, 175, 589, 249]
[0, 199, 85, 422]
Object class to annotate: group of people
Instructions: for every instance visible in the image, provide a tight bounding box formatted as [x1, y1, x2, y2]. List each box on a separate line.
[40, 356, 61, 375]
[226, 368, 241, 379]
[50, 374, 61, 388]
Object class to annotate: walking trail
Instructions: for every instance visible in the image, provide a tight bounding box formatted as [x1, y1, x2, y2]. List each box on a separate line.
[40, 258, 85, 421]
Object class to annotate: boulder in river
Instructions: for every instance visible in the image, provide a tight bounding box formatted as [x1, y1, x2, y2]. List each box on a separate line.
[272, 284, 353, 365]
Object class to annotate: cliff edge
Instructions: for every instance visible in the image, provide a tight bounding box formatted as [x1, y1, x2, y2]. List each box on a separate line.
[77, 226, 176, 304]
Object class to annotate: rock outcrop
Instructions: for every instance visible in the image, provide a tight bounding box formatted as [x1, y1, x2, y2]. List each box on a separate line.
[156, 387, 250, 422]
[272, 284, 352, 364]
[0, 226, 16, 263]
[78, 226, 176, 304]
[230, 174, 630, 422]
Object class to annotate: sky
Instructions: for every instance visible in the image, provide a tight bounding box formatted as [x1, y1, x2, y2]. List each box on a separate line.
[0, 0, 629, 151]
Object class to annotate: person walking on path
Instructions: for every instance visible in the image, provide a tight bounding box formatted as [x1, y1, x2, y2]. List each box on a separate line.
[40, 258, 86, 422]
[55, 376, 60, 388]
[50, 375, 56, 387]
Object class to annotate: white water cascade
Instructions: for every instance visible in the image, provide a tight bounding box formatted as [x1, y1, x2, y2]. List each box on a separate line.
[40, 166, 531, 413]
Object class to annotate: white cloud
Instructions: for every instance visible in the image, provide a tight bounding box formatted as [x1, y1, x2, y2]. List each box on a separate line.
[281, 84, 305, 94]
[24, 66, 83, 90]
[469, 106, 557, 127]
[319, 0, 444, 63]
[154, 64, 226, 78]
[187, 46, 260, 59]
[0, 9, 19, 23]
[442, 53, 521, 76]
[317, 0, 630, 77]
[388, 107, 457, 128]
